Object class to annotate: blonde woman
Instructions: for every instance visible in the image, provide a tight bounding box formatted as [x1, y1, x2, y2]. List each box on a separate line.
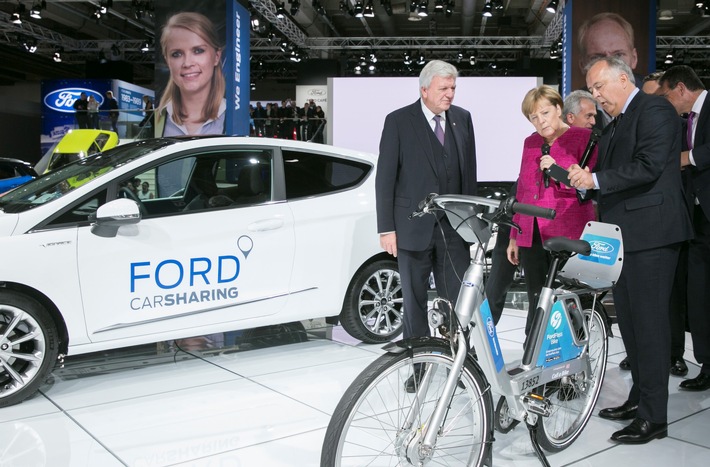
[156, 12, 226, 136]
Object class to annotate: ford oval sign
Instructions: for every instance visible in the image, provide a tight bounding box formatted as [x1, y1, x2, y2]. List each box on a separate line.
[44, 88, 104, 113]
[589, 240, 614, 254]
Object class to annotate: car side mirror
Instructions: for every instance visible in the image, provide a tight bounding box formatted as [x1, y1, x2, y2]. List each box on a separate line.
[91, 198, 141, 238]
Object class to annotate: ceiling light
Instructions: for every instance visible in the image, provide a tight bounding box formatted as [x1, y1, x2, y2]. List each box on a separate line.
[418, 0, 428, 17]
[493, 0, 504, 10]
[23, 38, 38, 53]
[469, 54, 476, 66]
[12, 3, 26, 24]
[53, 48, 63, 62]
[354, 1, 364, 17]
[364, 0, 375, 17]
[403, 52, 413, 65]
[482, 1, 493, 17]
[434, 0, 444, 12]
[140, 38, 152, 52]
[416, 53, 425, 65]
[665, 52, 674, 65]
[98, 50, 108, 64]
[546, 0, 558, 14]
[659, 9, 673, 20]
[279, 38, 289, 53]
[276, 2, 286, 19]
[30, 2, 42, 19]
[445, 0, 454, 17]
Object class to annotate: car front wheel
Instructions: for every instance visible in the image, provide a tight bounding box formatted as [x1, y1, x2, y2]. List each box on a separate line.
[0, 291, 59, 408]
[340, 260, 403, 344]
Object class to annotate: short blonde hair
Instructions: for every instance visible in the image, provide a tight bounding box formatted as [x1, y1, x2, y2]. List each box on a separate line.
[159, 12, 225, 125]
[521, 85, 563, 119]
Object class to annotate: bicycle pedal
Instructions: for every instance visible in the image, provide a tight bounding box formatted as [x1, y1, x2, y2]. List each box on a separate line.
[523, 393, 552, 417]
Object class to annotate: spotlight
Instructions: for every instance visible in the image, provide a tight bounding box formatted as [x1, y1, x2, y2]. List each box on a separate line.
[30, 2, 43, 19]
[418, 0, 428, 17]
[98, 50, 108, 64]
[364, 0, 375, 17]
[22, 38, 38, 53]
[53, 48, 63, 63]
[93, 7, 103, 20]
[456, 51, 463, 62]
[354, 1, 364, 17]
[12, 3, 26, 24]
[313, 0, 326, 15]
[290, 0, 300, 15]
[469, 54, 476, 66]
[276, 2, 286, 19]
[403, 52, 413, 65]
[546, 0, 558, 14]
[369, 52, 377, 63]
[250, 82, 256, 91]
[416, 53, 425, 65]
[482, 1, 492, 17]
[434, 0, 444, 12]
[445, 1, 454, 17]
[493, 0, 503, 10]
[664, 52, 674, 65]
[140, 38, 152, 52]
[549, 45, 559, 59]
[279, 38, 289, 53]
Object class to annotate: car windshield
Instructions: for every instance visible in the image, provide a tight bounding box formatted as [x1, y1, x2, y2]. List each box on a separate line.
[0, 139, 177, 214]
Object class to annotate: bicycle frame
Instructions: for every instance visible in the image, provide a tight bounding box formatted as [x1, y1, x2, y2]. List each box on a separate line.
[415, 194, 623, 448]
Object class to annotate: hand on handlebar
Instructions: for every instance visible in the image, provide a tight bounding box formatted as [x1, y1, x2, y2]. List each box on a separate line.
[380, 232, 398, 258]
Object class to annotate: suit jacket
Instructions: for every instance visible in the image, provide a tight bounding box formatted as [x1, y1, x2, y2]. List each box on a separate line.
[592, 91, 692, 252]
[376, 100, 477, 251]
[687, 94, 710, 221]
[511, 126, 597, 248]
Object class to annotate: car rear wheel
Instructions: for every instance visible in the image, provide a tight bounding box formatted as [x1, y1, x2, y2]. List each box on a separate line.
[0, 291, 59, 408]
[340, 259, 403, 343]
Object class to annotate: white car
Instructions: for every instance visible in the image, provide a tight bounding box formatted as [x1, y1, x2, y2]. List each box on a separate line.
[0, 137, 402, 408]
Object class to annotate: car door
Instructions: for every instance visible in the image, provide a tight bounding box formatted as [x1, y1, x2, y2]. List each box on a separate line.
[77, 147, 295, 342]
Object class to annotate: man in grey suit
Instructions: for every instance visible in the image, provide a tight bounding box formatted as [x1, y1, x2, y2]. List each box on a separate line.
[569, 57, 692, 444]
[376, 60, 477, 353]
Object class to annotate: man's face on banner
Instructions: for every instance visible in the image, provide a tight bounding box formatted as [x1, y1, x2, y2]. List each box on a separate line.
[580, 19, 638, 73]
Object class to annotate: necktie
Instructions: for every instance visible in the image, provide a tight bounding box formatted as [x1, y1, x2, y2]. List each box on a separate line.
[434, 115, 445, 146]
[611, 113, 623, 139]
[687, 111, 696, 150]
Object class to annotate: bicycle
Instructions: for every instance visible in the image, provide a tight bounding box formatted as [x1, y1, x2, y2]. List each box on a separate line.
[321, 193, 623, 466]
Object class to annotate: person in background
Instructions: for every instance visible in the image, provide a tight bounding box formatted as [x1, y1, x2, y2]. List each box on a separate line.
[138, 181, 154, 200]
[563, 90, 597, 129]
[139, 95, 155, 130]
[376, 60, 477, 392]
[87, 95, 100, 129]
[507, 85, 597, 337]
[657, 65, 710, 391]
[642, 71, 665, 94]
[569, 56, 692, 444]
[105, 90, 119, 133]
[156, 12, 226, 136]
[73, 92, 89, 129]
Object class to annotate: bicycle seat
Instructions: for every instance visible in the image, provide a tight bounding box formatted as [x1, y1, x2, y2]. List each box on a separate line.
[544, 237, 591, 256]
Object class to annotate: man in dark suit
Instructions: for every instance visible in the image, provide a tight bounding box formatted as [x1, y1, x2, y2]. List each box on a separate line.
[376, 60, 477, 345]
[568, 57, 693, 444]
[657, 65, 710, 392]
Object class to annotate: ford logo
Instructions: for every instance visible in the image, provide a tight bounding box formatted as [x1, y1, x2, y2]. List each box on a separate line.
[308, 88, 326, 96]
[589, 240, 614, 253]
[486, 316, 495, 337]
[44, 88, 105, 113]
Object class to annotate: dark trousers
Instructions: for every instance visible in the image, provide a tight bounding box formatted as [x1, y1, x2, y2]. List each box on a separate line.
[687, 204, 710, 374]
[670, 241, 688, 358]
[485, 224, 517, 324]
[397, 219, 471, 339]
[518, 221, 551, 335]
[614, 244, 680, 424]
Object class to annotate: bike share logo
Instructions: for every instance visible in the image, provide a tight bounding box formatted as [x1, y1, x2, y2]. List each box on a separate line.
[589, 240, 614, 254]
[44, 88, 104, 113]
[486, 316, 496, 338]
[550, 310, 563, 329]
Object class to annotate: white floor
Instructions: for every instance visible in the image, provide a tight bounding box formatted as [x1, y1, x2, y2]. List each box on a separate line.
[1, 308, 709, 467]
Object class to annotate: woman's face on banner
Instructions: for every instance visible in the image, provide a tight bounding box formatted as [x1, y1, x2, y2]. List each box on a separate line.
[165, 27, 221, 98]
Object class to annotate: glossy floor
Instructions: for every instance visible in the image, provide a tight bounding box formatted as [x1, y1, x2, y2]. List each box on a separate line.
[1, 308, 709, 467]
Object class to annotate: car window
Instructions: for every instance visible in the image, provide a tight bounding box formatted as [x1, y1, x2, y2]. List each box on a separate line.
[0, 139, 176, 214]
[282, 149, 370, 199]
[116, 149, 273, 217]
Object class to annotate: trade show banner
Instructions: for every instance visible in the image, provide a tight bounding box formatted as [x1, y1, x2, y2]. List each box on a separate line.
[562, 0, 655, 97]
[153, 0, 250, 137]
[113, 79, 155, 128]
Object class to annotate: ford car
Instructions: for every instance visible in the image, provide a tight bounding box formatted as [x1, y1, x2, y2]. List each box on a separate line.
[0, 136, 402, 408]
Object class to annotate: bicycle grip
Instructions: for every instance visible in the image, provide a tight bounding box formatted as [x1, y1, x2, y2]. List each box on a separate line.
[511, 201, 556, 219]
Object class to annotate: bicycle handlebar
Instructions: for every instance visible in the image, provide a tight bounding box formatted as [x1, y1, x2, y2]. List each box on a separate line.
[508, 199, 556, 220]
[415, 193, 556, 221]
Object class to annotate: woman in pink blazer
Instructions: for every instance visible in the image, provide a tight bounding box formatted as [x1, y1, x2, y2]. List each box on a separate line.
[507, 85, 598, 335]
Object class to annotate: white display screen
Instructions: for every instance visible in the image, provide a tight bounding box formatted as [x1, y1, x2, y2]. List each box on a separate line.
[329, 76, 542, 182]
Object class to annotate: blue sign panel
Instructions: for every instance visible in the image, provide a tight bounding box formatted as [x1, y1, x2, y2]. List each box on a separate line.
[536, 301, 584, 368]
[578, 234, 621, 266]
[225, 0, 251, 136]
[480, 300, 505, 373]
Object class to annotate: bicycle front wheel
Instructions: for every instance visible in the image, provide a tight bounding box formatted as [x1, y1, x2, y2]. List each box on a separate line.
[321, 338, 493, 466]
[534, 305, 608, 452]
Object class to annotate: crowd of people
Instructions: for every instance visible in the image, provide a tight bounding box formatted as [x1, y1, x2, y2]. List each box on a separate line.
[249, 99, 326, 142]
[376, 10, 709, 448]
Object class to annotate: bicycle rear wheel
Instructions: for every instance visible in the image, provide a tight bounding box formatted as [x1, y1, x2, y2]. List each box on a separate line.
[534, 305, 608, 452]
[321, 338, 493, 466]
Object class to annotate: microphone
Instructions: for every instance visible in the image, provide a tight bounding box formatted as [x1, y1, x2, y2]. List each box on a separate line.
[541, 143, 551, 188]
[579, 128, 601, 169]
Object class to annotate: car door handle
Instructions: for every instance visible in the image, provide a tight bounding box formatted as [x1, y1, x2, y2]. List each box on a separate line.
[247, 219, 284, 231]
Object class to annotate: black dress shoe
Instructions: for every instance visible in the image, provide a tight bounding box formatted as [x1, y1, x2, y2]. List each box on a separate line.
[599, 401, 638, 420]
[619, 356, 631, 371]
[670, 356, 688, 377]
[611, 418, 667, 444]
[679, 372, 710, 391]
